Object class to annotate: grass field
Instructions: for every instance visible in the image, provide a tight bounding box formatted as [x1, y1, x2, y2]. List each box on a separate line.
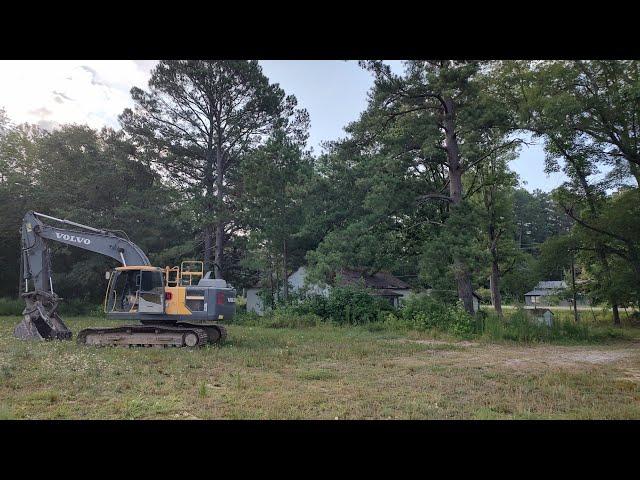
[1, 315, 640, 419]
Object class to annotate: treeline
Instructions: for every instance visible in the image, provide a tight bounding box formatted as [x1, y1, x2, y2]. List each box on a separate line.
[0, 60, 638, 322]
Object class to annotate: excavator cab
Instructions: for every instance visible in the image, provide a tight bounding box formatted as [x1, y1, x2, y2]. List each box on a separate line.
[105, 266, 165, 314]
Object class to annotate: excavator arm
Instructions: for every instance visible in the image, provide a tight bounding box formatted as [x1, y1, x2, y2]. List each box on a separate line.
[15, 211, 151, 341]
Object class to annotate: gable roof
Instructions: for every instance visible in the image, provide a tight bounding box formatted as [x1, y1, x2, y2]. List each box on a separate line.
[535, 281, 567, 290]
[525, 289, 551, 296]
[336, 269, 411, 290]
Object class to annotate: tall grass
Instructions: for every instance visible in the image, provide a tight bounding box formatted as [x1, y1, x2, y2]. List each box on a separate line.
[0, 298, 23, 316]
[479, 308, 628, 343]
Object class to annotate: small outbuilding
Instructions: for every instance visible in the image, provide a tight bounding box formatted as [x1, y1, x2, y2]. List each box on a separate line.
[525, 307, 554, 326]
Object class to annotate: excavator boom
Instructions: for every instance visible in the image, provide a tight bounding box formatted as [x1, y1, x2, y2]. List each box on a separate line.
[16, 211, 150, 341]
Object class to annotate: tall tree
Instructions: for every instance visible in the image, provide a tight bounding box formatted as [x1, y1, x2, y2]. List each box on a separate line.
[359, 60, 518, 313]
[469, 150, 519, 317]
[120, 60, 305, 278]
[501, 60, 640, 322]
[241, 126, 312, 302]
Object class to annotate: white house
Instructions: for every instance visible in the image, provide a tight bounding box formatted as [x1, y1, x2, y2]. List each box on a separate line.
[245, 266, 412, 315]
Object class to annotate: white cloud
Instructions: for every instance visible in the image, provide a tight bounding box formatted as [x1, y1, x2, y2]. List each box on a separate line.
[0, 60, 158, 131]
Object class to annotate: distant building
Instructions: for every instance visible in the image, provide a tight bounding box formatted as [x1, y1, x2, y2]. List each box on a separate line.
[524, 280, 589, 307]
[333, 268, 413, 308]
[245, 266, 412, 315]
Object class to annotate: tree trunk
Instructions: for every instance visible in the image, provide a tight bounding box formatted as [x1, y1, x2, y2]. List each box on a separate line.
[612, 304, 621, 326]
[214, 146, 224, 279]
[490, 255, 503, 318]
[282, 238, 289, 302]
[574, 162, 622, 326]
[214, 223, 224, 279]
[571, 252, 578, 323]
[203, 225, 213, 273]
[443, 97, 475, 315]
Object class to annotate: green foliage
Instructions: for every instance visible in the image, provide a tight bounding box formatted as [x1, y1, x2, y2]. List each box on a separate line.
[0, 124, 191, 300]
[294, 285, 393, 325]
[120, 60, 306, 280]
[399, 294, 476, 335]
[240, 128, 314, 300]
[480, 308, 628, 343]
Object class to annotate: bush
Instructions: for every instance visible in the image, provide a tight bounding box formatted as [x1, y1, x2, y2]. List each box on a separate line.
[294, 286, 393, 325]
[399, 293, 476, 335]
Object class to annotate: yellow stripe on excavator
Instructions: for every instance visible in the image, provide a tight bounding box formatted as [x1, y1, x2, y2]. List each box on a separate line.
[164, 286, 192, 315]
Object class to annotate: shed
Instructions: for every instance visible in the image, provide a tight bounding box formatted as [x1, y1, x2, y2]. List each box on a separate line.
[525, 307, 554, 326]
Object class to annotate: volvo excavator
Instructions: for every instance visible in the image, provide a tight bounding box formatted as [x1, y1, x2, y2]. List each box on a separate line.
[14, 211, 236, 347]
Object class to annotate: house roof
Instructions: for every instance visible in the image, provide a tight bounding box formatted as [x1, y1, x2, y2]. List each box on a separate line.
[525, 289, 554, 296]
[371, 289, 403, 297]
[336, 269, 411, 290]
[536, 281, 567, 290]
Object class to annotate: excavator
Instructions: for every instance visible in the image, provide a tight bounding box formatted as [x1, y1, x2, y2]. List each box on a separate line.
[14, 211, 236, 347]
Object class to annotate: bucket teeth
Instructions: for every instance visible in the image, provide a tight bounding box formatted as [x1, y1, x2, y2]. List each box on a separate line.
[14, 291, 72, 341]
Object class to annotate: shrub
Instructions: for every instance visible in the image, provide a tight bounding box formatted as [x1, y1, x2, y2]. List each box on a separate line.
[294, 286, 392, 325]
[399, 294, 476, 335]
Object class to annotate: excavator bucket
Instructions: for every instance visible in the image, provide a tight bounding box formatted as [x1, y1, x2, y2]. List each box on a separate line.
[14, 291, 72, 341]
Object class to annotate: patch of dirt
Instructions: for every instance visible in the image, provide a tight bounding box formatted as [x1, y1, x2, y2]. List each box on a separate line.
[396, 339, 479, 348]
[487, 345, 638, 371]
[392, 338, 640, 374]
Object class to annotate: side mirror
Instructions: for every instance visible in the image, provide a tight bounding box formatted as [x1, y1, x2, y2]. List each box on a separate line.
[105, 271, 111, 280]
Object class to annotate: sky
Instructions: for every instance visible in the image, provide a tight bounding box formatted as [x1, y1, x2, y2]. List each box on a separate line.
[0, 60, 566, 192]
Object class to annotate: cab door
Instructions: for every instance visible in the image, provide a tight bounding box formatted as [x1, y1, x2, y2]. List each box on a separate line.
[137, 270, 164, 314]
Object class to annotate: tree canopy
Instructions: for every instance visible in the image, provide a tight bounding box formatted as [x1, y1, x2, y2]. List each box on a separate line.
[1, 60, 638, 323]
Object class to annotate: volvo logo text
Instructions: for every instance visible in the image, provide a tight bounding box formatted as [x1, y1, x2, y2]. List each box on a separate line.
[55, 232, 91, 245]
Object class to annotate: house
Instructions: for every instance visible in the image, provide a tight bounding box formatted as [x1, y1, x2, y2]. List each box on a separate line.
[524, 280, 589, 307]
[333, 268, 412, 308]
[525, 281, 567, 306]
[245, 266, 412, 315]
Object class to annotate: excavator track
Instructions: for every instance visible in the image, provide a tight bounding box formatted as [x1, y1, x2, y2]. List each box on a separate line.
[204, 324, 227, 345]
[179, 323, 227, 345]
[76, 324, 208, 348]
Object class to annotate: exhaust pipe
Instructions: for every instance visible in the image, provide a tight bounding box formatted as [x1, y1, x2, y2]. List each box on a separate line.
[14, 291, 72, 341]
